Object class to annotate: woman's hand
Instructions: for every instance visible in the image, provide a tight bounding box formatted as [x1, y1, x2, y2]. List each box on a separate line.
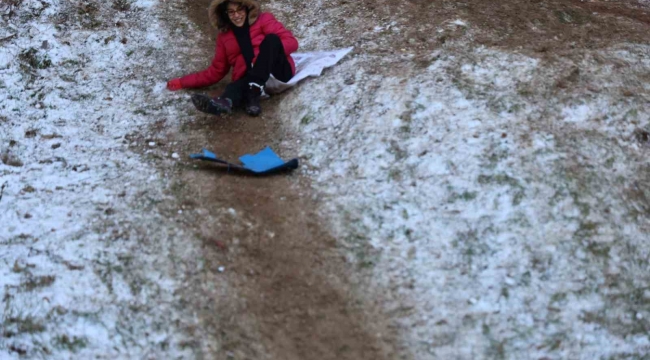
[166, 78, 182, 91]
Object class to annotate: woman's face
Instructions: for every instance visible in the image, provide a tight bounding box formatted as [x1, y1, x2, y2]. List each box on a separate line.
[227, 2, 247, 27]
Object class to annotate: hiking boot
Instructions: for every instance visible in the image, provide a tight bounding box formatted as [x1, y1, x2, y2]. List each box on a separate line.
[244, 83, 263, 117]
[191, 94, 232, 115]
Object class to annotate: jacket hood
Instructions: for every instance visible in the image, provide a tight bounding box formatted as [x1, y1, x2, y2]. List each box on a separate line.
[208, 0, 260, 32]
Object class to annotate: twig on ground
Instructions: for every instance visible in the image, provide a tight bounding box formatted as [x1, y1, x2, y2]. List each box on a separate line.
[0, 34, 17, 43]
[0, 181, 7, 203]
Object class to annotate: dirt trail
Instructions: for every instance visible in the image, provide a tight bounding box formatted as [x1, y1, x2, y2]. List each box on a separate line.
[146, 2, 400, 359]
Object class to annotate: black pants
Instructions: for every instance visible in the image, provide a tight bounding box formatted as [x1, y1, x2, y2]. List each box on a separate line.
[222, 34, 293, 107]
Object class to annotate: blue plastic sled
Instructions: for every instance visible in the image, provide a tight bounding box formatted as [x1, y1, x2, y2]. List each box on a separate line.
[190, 146, 299, 175]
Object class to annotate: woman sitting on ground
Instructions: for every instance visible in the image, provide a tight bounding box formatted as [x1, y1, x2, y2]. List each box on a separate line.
[166, 0, 298, 117]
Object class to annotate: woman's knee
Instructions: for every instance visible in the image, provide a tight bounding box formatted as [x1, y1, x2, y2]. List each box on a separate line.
[261, 34, 281, 46]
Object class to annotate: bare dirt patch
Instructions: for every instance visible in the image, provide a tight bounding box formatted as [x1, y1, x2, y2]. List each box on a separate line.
[156, 115, 398, 359]
[288, 0, 650, 59]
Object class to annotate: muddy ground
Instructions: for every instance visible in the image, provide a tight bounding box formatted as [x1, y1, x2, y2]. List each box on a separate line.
[134, 2, 400, 359]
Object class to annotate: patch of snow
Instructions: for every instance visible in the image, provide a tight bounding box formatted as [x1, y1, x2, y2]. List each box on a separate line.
[562, 104, 594, 123]
[284, 44, 650, 359]
[133, 0, 157, 8]
[451, 19, 467, 27]
[0, 0, 221, 358]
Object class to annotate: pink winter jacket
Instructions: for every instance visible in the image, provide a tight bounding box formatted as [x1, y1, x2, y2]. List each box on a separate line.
[179, 12, 298, 88]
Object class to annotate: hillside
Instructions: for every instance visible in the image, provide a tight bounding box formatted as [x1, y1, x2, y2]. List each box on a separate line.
[1, 0, 650, 358]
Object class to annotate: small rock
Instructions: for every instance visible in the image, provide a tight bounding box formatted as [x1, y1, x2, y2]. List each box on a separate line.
[171, 152, 179, 159]
[1, 152, 23, 167]
[24, 213, 32, 219]
[103, 35, 115, 45]
[148, 141, 156, 147]
[178, 209, 183, 214]
[218, 266, 225, 272]
[25, 129, 38, 138]
[13, 259, 36, 272]
[104, 208, 115, 215]
[634, 129, 649, 144]
[8, 344, 26, 355]
[51, 143, 61, 149]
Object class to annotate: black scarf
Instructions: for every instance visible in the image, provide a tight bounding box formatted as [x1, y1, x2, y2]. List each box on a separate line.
[231, 14, 254, 71]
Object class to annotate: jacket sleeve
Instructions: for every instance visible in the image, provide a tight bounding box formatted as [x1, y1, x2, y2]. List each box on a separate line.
[179, 36, 230, 88]
[260, 13, 299, 55]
